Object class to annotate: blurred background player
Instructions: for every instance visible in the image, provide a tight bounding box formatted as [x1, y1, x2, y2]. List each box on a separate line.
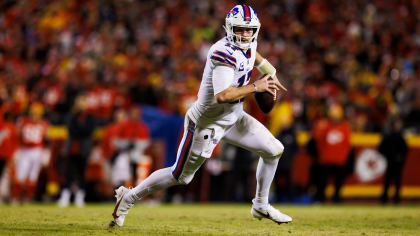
[58, 95, 95, 207]
[312, 103, 351, 203]
[379, 118, 408, 204]
[12, 103, 50, 203]
[110, 4, 292, 228]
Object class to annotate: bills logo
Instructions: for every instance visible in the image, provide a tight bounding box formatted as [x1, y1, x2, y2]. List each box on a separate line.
[212, 138, 218, 144]
[227, 7, 239, 18]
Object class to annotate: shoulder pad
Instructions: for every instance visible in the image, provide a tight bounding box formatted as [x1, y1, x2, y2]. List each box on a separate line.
[210, 43, 238, 68]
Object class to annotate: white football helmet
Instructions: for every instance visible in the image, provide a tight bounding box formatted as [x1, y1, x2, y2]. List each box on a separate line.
[224, 5, 261, 50]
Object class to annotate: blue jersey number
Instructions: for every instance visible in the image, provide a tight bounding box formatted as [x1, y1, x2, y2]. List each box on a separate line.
[238, 71, 253, 87]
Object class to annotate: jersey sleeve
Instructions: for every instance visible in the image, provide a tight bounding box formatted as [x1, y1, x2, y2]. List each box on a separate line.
[209, 47, 237, 69]
[212, 65, 235, 95]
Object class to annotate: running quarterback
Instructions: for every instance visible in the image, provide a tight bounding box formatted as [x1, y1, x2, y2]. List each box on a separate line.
[109, 4, 292, 227]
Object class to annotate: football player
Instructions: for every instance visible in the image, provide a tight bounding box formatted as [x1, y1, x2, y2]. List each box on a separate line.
[12, 103, 49, 203]
[110, 5, 291, 227]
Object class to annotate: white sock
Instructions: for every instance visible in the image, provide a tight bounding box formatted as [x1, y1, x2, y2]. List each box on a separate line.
[126, 167, 177, 203]
[253, 157, 279, 209]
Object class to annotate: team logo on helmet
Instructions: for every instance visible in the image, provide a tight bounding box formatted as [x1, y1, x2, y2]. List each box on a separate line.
[227, 7, 239, 18]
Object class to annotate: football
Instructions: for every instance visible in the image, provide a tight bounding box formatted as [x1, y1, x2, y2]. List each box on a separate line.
[255, 91, 275, 113]
[254, 74, 275, 114]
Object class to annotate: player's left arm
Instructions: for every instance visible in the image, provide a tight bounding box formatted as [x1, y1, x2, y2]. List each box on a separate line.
[255, 51, 287, 92]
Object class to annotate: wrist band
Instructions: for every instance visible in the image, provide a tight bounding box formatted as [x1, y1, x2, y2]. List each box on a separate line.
[252, 83, 257, 93]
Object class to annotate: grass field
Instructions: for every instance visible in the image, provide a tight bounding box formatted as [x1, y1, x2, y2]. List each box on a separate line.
[0, 203, 419, 235]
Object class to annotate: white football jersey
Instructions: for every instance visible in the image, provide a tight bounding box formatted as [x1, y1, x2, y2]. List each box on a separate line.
[189, 37, 257, 126]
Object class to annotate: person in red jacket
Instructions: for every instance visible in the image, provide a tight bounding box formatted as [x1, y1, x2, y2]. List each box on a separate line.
[102, 109, 128, 163]
[105, 107, 151, 188]
[123, 107, 151, 186]
[313, 103, 351, 203]
[103, 109, 130, 187]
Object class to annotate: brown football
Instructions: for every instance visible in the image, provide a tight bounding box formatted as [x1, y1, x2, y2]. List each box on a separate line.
[254, 74, 275, 113]
[255, 91, 275, 113]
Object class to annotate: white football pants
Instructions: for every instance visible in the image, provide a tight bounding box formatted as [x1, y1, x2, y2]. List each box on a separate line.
[14, 147, 44, 183]
[127, 112, 284, 202]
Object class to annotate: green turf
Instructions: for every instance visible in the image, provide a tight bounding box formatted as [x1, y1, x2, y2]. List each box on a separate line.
[0, 203, 419, 235]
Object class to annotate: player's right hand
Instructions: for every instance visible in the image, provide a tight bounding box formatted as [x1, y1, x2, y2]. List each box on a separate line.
[254, 74, 278, 96]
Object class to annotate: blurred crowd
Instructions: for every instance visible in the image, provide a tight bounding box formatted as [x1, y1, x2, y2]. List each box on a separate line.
[0, 0, 419, 204]
[1, 0, 420, 130]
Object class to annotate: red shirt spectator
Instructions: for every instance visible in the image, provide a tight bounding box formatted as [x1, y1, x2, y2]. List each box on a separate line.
[102, 122, 121, 159]
[313, 104, 351, 165]
[121, 119, 150, 141]
[102, 109, 128, 159]
[123, 106, 150, 142]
